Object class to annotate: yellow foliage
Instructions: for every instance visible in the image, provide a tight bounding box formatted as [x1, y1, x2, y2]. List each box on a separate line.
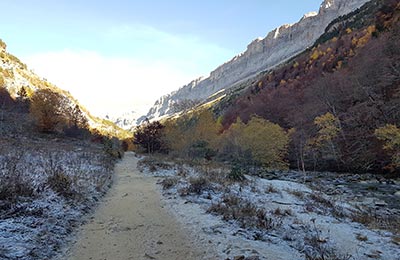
[314, 112, 340, 142]
[375, 124, 400, 168]
[346, 28, 353, 34]
[293, 61, 299, 68]
[331, 37, 338, 43]
[310, 50, 320, 60]
[352, 26, 375, 49]
[0, 74, 4, 86]
[280, 79, 287, 85]
[30, 89, 69, 132]
[367, 25, 376, 34]
[163, 109, 222, 156]
[223, 116, 289, 170]
[192, 109, 222, 149]
[326, 47, 332, 53]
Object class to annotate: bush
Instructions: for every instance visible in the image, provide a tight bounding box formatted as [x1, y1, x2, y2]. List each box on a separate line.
[188, 140, 217, 160]
[0, 174, 34, 204]
[227, 163, 247, 181]
[0, 154, 34, 206]
[47, 171, 74, 198]
[160, 177, 179, 190]
[187, 177, 210, 194]
[208, 194, 281, 230]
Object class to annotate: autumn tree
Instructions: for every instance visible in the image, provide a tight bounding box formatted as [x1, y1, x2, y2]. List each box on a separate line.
[30, 89, 69, 133]
[163, 109, 222, 159]
[221, 116, 289, 170]
[134, 120, 166, 154]
[308, 112, 343, 169]
[375, 124, 400, 170]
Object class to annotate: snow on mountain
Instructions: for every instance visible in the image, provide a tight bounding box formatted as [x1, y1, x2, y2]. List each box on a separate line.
[107, 111, 138, 130]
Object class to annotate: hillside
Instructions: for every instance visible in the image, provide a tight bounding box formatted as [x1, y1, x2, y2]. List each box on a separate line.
[135, 0, 399, 175]
[216, 0, 400, 173]
[0, 40, 128, 259]
[138, 0, 370, 123]
[0, 42, 131, 139]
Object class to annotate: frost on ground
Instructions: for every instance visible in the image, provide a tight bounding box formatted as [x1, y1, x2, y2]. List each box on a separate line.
[0, 138, 115, 260]
[138, 156, 400, 260]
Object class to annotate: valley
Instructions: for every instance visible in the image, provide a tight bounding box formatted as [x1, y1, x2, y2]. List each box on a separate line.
[0, 0, 399, 259]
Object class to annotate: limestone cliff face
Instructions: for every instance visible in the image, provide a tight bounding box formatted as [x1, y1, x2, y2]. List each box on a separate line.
[139, 0, 370, 123]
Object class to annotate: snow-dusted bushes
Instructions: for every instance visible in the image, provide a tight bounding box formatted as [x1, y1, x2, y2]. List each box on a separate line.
[140, 155, 400, 260]
[0, 140, 115, 260]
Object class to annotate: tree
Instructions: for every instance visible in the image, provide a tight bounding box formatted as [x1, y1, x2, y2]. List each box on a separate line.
[241, 116, 289, 169]
[134, 120, 165, 154]
[375, 124, 400, 170]
[221, 116, 289, 170]
[163, 109, 222, 159]
[63, 104, 90, 138]
[308, 112, 342, 168]
[30, 89, 69, 133]
[191, 110, 222, 149]
[69, 104, 89, 128]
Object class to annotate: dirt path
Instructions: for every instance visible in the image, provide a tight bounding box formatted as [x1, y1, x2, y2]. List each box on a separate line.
[64, 152, 204, 260]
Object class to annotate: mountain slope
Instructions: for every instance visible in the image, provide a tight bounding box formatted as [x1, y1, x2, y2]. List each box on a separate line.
[139, 0, 370, 123]
[0, 41, 131, 139]
[216, 0, 400, 173]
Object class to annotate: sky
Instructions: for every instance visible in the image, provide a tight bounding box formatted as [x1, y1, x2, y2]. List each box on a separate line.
[1, 0, 322, 118]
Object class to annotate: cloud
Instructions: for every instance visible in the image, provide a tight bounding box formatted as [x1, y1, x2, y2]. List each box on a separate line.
[23, 25, 235, 118]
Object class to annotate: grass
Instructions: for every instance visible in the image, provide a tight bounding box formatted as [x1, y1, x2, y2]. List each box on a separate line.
[207, 193, 282, 230]
[160, 177, 179, 190]
[0, 152, 35, 207]
[351, 208, 400, 235]
[0, 138, 115, 215]
[304, 219, 353, 260]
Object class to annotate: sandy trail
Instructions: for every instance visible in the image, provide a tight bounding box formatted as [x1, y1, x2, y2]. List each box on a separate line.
[64, 152, 204, 260]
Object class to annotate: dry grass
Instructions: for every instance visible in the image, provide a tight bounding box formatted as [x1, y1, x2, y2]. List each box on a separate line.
[160, 177, 179, 190]
[287, 189, 306, 199]
[0, 152, 35, 207]
[304, 220, 353, 260]
[351, 208, 400, 234]
[207, 193, 282, 230]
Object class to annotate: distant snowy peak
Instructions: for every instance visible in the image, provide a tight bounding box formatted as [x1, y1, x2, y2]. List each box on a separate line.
[139, 0, 371, 124]
[108, 111, 138, 130]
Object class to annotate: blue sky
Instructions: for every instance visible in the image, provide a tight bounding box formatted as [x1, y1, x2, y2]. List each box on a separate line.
[2, 1, 322, 117]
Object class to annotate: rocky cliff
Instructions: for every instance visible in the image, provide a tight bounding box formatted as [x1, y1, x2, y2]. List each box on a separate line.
[139, 0, 370, 123]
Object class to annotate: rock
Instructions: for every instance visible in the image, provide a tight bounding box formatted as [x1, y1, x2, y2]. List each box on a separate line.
[375, 200, 388, 207]
[394, 191, 400, 197]
[365, 250, 382, 259]
[246, 256, 260, 260]
[139, 0, 370, 123]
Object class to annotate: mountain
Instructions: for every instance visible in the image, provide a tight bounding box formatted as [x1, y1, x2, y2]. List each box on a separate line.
[106, 111, 138, 130]
[215, 0, 400, 173]
[138, 0, 370, 124]
[0, 40, 131, 139]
